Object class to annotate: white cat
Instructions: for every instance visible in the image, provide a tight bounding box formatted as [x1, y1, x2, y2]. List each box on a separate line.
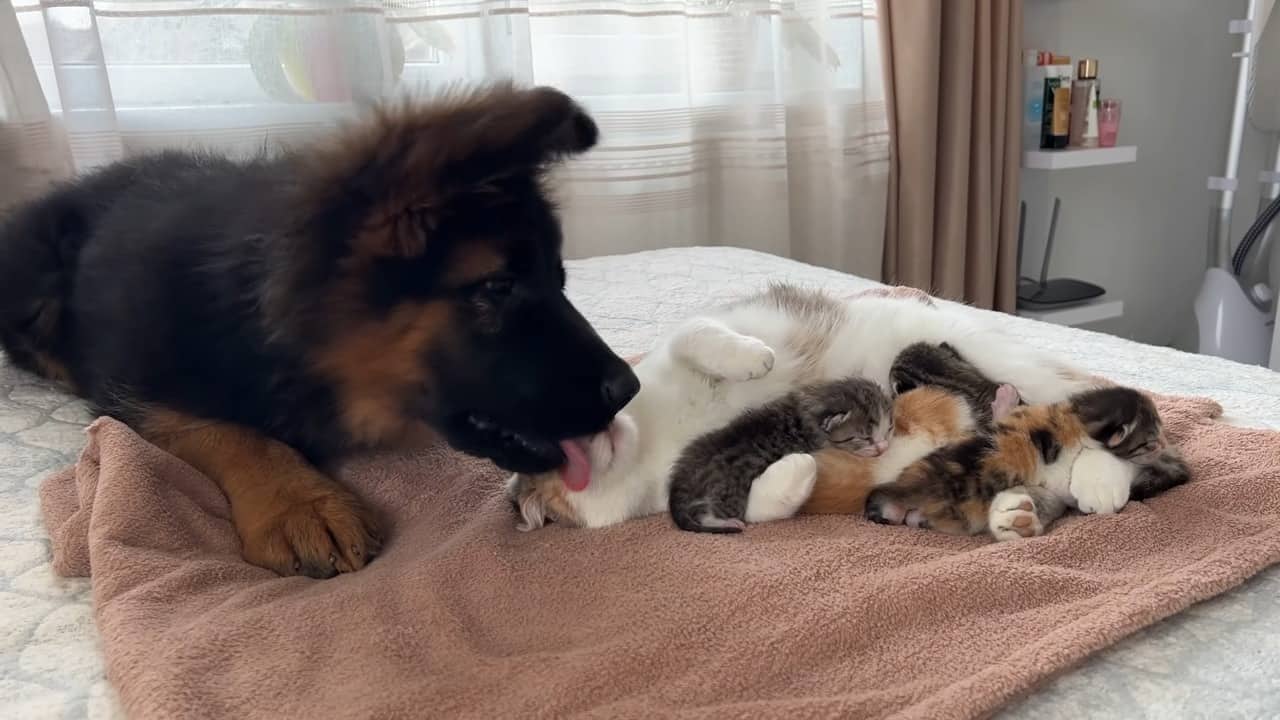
[507, 284, 1104, 530]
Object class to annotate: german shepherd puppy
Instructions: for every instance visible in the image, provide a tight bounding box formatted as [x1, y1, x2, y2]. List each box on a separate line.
[0, 84, 639, 578]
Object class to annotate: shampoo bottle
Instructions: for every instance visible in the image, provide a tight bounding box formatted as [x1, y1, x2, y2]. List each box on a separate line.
[1041, 59, 1071, 149]
[1069, 58, 1100, 147]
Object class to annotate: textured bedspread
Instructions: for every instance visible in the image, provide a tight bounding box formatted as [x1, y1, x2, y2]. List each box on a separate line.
[4, 246, 1280, 718]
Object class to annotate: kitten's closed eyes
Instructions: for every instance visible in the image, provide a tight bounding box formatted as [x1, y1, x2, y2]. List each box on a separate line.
[817, 382, 893, 456]
[826, 409, 892, 456]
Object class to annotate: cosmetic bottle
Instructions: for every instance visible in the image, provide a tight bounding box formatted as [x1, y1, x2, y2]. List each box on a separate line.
[1024, 49, 1045, 150]
[1041, 58, 1072, 149]
[1070, 58, 1100, 147]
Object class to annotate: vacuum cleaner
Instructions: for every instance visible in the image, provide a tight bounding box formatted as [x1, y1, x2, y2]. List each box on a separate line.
[1187, 0, 1280, 367]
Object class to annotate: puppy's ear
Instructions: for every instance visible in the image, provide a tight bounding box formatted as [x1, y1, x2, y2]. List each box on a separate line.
[301, 83, 598, 259]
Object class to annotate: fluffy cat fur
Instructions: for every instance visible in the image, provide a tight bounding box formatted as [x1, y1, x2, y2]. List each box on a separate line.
[667, 376, 891, 534]
[506, 283, 1101, 531]
[866, 384, 1191, 541]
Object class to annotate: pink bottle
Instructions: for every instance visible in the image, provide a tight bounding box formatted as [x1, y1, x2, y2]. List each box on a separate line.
[1098, 99, 1122, 147]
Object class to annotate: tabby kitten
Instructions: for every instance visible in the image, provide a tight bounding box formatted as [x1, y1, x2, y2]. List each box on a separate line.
[668, 375, 892, 534]
[866, 383, 1191, 541]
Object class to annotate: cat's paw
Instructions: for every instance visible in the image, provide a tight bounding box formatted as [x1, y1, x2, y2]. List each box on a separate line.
[1070, 462, 1131, 515]
[991, 384, 1021, 422]
[717, 336, 776, 381]
[744, 453, 817, 523]
[988, 491, 1043, 541]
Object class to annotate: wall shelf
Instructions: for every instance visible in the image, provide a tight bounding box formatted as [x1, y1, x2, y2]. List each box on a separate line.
[1023, 145, 1137, 170]
[1017, 298, 1124, 327]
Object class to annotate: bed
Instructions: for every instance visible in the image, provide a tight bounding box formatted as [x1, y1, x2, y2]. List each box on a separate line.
[4, 246, 1279, 718]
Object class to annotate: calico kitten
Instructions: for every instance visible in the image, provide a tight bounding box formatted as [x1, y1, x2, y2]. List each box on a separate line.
[866, 383, 1191, 540]
[667, 376, 891, 534]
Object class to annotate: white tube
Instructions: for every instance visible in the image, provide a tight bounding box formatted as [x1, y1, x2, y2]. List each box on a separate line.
[1217, 0, 1260, 267]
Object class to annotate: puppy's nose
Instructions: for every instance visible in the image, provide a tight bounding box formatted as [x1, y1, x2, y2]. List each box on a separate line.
[601, 365, 640, 412]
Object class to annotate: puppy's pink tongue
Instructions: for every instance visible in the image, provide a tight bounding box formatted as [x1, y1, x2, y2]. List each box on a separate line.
[559, 439, 592, 492]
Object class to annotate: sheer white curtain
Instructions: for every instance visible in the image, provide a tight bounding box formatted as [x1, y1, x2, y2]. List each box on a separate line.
[3, 0, 889, 276]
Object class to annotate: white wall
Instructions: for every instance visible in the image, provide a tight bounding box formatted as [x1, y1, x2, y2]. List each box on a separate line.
[1021, 0, 1254, 345]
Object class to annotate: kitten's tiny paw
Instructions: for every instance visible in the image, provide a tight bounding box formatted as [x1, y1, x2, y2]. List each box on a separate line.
[992, 384, 1021, 421]
[744, 453, 817, 523]
[989, 492, 1043, 541]
[1070, 470, 1131, 515]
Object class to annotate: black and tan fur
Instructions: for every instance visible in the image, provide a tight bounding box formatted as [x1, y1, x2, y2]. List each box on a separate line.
[0, 84, 640, 577]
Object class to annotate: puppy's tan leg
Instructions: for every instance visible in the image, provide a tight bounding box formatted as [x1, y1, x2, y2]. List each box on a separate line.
[800, 448, 877, 515]
[142, 409, 381, 578]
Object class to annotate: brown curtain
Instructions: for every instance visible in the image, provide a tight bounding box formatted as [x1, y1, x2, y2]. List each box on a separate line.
[878, 0, 1022, 311]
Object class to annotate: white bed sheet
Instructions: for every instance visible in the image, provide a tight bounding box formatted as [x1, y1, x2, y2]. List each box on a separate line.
[2, 246, 1278, 718]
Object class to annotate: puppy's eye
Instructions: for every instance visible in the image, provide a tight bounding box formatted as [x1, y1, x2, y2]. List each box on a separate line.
[482, 277, 515, 297]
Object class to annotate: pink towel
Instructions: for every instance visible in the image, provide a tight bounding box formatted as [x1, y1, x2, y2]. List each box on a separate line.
[41, 394, 1280, 719]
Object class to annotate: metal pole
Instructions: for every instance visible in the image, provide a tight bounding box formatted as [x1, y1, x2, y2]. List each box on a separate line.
[1214, 0, 1260, 268]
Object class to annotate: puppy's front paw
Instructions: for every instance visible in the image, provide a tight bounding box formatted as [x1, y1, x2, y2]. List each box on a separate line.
[239, 481, 382, 578]
[988, 491, 1043, 541]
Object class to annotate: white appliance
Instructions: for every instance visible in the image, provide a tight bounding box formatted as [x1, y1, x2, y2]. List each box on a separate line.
[1189, 0, 1280, 368]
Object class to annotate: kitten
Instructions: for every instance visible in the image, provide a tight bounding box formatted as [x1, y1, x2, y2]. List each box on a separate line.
[800, 385, 984, 515]
[866, 384, 1191, 541]
[890, 342, 1022, 429]
[667, 376, 891, 533]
